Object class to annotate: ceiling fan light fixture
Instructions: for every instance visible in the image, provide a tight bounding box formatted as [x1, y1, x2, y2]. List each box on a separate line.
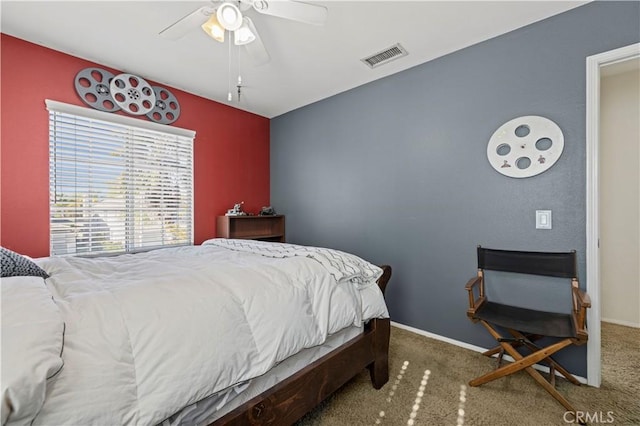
[201, 14, 225, 42]
[234, 18, 256, 45]
[217, 2, 243, 31]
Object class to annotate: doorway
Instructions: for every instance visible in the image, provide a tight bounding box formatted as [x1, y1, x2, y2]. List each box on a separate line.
[600, 62, 640, 328]
[586, 43, 640, 387]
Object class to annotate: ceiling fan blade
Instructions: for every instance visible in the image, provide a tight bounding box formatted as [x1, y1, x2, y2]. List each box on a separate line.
[242, 17, 270, 66]
[159, 6, 215, 40]
[252, 0, 327, 26]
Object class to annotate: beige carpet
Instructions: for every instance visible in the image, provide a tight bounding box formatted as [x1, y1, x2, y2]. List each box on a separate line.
[297, 322, 639, 425]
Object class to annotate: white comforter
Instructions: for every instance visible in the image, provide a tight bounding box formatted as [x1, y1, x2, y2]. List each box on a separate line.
[2, 240, 388, 426]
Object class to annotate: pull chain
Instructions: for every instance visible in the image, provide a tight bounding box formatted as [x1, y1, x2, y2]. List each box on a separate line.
[237, 44, 242, 102]
[227, 31, 232, 101]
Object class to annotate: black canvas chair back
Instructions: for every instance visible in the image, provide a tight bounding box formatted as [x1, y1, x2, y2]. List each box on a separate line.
[477, 247, 577, 279]
[465, 246, 590, 418]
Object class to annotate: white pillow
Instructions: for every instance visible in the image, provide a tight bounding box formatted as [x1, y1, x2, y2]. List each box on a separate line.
[1, 276, 64, 426]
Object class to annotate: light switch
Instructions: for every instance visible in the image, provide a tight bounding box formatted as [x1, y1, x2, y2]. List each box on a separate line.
[536, 210, 552, 229]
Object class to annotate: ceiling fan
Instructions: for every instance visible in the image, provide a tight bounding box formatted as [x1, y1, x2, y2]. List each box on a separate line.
[159, 0, 328, 66]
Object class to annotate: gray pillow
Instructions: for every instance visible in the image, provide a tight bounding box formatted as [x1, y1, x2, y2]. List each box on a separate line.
[1, 247, 49, 279]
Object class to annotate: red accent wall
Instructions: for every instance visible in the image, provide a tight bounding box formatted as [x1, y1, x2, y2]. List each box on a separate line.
[0, 34, 270, 257]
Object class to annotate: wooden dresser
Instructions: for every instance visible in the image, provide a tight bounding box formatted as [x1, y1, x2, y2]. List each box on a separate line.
[216, 215, 285, 242]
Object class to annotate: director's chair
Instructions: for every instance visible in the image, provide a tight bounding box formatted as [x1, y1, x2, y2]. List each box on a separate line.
[465, 246, 590, 414]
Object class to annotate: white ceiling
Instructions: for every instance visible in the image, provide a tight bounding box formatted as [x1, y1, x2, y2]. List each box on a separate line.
[1, 1, 587, 118]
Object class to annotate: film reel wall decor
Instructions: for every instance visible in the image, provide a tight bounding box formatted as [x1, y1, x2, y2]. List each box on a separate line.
[73, 68, 181, 125]
[74, 68, 121, 113]
[486, 115, 564, 178]
[146, 86, 181, 125]
[110, 73, 156, 116]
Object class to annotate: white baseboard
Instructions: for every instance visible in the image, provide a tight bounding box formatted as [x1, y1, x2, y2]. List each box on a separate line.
[602, 318, 640, 328]
[390, 321, 588, 385]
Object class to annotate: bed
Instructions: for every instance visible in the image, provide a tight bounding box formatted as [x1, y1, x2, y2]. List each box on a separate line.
[1, 239, 391, 426]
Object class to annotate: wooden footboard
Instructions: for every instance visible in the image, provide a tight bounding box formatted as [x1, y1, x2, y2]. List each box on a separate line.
[212, 265, 392, 426]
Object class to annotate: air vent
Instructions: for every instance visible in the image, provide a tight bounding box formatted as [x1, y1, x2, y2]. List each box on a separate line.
[361, 43, 408, 69]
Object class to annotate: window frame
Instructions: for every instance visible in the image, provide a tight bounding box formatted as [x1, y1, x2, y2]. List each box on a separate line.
[46, 99, 196, 257]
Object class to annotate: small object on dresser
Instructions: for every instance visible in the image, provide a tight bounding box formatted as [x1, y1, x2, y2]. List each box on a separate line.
[259, 206, 276, 216]
[226, 202, 247, 216]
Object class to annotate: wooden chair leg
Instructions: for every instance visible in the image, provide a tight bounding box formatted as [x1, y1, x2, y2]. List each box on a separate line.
[508, 330, 581, 386]
[472, 321, 578, 413]
[496, 349, 504, 368]
[548, 361, 581, 386]
[482, 339, 527, 358]
[482, 345, 502, 357]
[524, 365, 577, 413]
[469, 339, 571, 387]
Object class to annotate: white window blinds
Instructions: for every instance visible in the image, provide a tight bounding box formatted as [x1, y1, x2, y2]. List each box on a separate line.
[47, 100, 195, 256]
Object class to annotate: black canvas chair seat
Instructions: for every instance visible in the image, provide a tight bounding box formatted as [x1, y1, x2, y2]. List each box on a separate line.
[475, 301, 575, 338]
[465, 246, 591, 418]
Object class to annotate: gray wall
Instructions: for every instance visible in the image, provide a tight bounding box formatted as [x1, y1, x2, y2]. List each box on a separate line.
[270, 1, 640, 376]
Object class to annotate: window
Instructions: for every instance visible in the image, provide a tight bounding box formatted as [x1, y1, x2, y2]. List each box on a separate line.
[47, 100, 195, 256]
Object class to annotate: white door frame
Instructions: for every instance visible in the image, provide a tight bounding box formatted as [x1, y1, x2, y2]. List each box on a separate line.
[585, 42, 640, 388]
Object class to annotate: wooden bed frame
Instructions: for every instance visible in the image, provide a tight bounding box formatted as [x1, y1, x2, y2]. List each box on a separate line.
[212, 265, 392, 425]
